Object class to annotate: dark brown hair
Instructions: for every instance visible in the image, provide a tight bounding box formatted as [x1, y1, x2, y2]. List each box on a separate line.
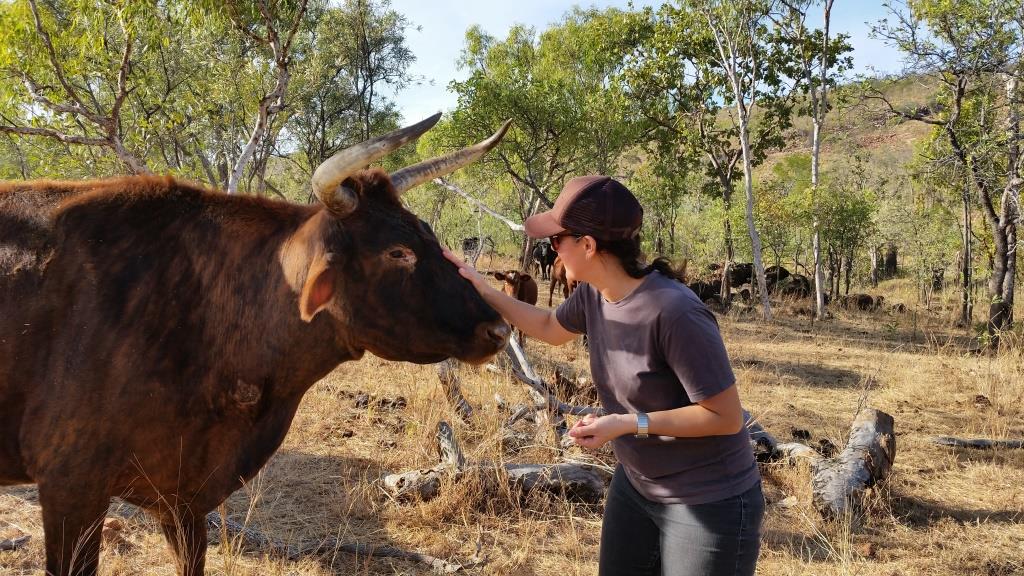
[595, 236, 681, 282]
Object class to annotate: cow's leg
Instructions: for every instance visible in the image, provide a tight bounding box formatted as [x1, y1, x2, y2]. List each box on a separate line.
[160, 507, 208, 576]
[38, 483, 108, 576]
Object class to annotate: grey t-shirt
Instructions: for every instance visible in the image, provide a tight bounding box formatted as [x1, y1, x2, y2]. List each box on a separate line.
[556, 271, 759, 504]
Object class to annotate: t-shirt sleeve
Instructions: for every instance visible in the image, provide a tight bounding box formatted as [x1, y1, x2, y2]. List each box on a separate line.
[659, 305, 736, 403]
[554, 283, 588, 334]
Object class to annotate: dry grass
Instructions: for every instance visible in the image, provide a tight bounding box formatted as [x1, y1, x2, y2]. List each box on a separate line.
[2, 273, 1022, 575]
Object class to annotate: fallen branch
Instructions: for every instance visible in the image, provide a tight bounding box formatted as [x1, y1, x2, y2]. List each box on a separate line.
[745, 408, 897, 518]
[383, 421, 606, 504]
[436, 359, 474, 420]
[489, 366, 604, 420]
[0, 535, 30, 552]
[495, 393, 537, 426]
[931, 436, 1024, 450]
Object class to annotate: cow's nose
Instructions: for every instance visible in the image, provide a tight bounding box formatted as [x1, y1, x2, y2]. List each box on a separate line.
[482, 321, 511, 347]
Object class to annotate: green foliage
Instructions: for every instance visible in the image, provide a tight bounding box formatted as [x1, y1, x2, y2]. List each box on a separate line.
[0, 0, 412, 198]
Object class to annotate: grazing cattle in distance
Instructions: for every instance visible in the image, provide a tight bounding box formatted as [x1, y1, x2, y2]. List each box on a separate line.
[532, 240, 556, 280]
[764, 265, 791, 291]
[548, 255, 579, 307]
[493, 270, 539, 343]
[772, 273, 812, 298]
[0, 114, 512, 576]
[731, 263, 754, 286]
[685, 280, 721, 304]
[461, 235, 494, 265]
[837, 293, 885, 311]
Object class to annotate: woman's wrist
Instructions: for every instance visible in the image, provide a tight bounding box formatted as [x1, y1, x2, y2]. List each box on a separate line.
[614, 413, 637, 438]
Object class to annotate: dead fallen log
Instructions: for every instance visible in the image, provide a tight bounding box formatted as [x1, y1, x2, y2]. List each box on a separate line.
[811, 408, 895, 518]
[383, 421, 606, 504]
[436, 359, 474, 420]
[0, 535, 30, 552]
[382, 421, 464, 501]
[931, 436, 1024, 450]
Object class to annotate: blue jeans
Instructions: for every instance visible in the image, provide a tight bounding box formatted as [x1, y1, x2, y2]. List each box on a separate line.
[599, 466, 764, 576]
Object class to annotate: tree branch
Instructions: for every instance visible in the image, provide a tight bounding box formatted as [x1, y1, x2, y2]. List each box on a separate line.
[0, 125, 109, 146]
[434, 177, 525, 232]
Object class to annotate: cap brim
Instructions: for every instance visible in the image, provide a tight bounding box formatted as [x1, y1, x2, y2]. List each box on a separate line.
[524, 210, 563, 239]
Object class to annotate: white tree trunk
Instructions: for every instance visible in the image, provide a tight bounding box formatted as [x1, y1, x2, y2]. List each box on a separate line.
[738, 124, 772, 320]
[228, 66, 290, 194]
[811, 121, 826, 319]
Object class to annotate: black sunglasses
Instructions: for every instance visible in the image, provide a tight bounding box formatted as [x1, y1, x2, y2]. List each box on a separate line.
[549, 232, 583, 251]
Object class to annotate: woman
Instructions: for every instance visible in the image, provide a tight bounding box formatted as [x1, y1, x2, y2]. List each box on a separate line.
[443, 175, 763, 576]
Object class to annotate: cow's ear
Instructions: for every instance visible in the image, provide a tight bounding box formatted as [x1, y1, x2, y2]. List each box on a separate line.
[280, 212, 341, 322]
[492, 272, 506, 281]
[300, 253, 337, 322]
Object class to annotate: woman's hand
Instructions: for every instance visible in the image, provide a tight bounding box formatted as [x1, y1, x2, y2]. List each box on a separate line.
[442, 249, 490, 294]
[568, 413, 634, 450]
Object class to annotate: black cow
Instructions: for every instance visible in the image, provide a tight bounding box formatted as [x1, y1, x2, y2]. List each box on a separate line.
[532, 240, 556, 280]
[461, 235, 494, 265]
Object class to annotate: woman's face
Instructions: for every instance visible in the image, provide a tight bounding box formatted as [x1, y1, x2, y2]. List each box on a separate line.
[551, 232, 589, 282]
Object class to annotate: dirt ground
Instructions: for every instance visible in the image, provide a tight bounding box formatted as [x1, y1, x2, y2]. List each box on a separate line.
[2, 271, 1022, 575]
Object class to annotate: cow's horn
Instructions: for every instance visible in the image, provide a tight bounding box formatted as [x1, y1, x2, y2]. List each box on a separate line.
[390, 119, 512, 194]
[312, 112, 442, 214]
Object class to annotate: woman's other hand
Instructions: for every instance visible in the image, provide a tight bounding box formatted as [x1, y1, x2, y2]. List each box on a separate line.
[568, 413, 634, 449]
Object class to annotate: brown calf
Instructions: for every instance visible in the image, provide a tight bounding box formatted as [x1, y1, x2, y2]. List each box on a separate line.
[548, 256, 579, 307]
[493, 270, 538, 344]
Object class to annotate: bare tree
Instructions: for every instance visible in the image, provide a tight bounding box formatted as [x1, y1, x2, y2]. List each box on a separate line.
[225, 0, 309, 194]
[698, 0, 779, 319]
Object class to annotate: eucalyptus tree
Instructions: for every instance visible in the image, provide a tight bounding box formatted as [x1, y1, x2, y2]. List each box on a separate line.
[772, 0, 852, 318]
[446, 11, 642, 264]
[869, 0, 1022, 343]
[217, 0, 309, 194]
[0, 0, 302, 187]
[622, 1, 807, 316]
[284, 0, 415, 199]
[0, 0, 170, 174]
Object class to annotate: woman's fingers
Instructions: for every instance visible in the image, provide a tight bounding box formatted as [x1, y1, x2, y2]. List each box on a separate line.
[442, 248, 464, 267]
[442, 248, 484, 285]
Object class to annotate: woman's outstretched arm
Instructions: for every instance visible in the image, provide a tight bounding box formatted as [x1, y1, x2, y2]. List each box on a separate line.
[443, 249, 577, 346]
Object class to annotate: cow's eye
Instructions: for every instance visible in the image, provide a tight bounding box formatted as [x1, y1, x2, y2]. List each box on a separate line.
[389, 249, 406, 259]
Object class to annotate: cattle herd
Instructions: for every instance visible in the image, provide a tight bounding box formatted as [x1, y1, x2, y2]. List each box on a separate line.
[685, 262, 895, 313]
[493, 251, 897, 320]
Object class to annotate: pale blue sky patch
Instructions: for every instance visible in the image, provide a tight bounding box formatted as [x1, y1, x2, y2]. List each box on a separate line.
[383, 1, 904, 123]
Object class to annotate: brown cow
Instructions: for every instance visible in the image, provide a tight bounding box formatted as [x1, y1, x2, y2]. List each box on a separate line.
[0, 115, 511, 576]
[492, 270, 538, 343]
[548, 255, 579, 307]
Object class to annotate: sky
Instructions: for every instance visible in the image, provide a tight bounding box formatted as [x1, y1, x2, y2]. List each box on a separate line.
[382, 0, 906, 124]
